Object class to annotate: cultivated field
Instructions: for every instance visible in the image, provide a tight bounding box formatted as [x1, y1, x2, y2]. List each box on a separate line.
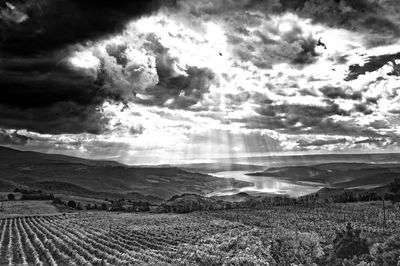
[208, 202, 400, 242]
[0, 201, 61, 218]
[0, 201, 399, 265]
[0, 212, 264, 265]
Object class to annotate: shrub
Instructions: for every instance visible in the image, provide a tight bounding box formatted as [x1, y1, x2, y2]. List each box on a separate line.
[332, 223, 369, 259]
[390, 178, 400, 194]
[67, 200, 77, 209]
[53, 197, 63, 205]
[270, 230, 324, 265]
[174, 227, 276, 265]
[76, 202, 83, 210]
[370, 234, 400, 266]
[7, 193, 15, 200]
[101, 203, 108, 211]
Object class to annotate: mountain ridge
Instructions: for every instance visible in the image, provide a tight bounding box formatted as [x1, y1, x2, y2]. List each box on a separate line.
[247, 162, 400, 188]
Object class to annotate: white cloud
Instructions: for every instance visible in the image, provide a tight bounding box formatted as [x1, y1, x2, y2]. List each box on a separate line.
[8, 4, 400, 163]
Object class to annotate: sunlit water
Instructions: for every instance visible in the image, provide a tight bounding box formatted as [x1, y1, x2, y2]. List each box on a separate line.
[210, 170, 322, 197]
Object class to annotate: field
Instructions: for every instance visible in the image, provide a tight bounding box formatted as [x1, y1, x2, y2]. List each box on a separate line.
[0, 201, 61, 218]
[209, 202, 400, 242]
[0, 212, 261, 265]
[0, 201, 399, 265]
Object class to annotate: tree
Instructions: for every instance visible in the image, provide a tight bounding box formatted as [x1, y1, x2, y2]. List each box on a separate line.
[390, 178, 400, 194]
[389, 178, 400, 203]
[7, 194, 15, 201]
[67, 200, 77, 209]
[101, 203, 108, 211]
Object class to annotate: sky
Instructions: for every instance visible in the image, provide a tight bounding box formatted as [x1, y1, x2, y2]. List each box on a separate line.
[1, 0, 400, 164]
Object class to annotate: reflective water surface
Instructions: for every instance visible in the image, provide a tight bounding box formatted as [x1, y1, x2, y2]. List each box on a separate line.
[211, 170, 322, 197]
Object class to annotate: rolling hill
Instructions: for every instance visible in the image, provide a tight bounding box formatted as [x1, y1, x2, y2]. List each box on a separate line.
[0, 146, 251, 201]
[247, 162, 400, 188]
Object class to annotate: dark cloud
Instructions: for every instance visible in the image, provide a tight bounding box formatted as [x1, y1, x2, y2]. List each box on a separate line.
[178, 0, 278, 16]
[235, 101, 384, 139]
[227, 22, 321, 68]
[0, 0, 173, 55]
[298, 88, 318, 97]
[0, 1, 29, 24]
[106, 43, 129, 67]
[291, 36, 319, 65]
[225, 92, 273, 109]
[0, 0, 397, 153]
[255, 103, 348, 120]
[0, 0, 174, 135]
[0, 54, 102, 108]
[181, 0, 400, 51]
[0, 51, 116, 134]
[136, 35, 216, 109]
[286, 0, 400, 45]
[0, 129, 31, 145]
[145, 66, 215, 109]
[346, 52, 400, 81]
[298, 138, 347, 147]
[235, 103, 349, 132]
[353, 103, 372, 115]
[0, 103, 109, 134]
[183, 0, 393, 39]
[225, 92, 251, 107]
[368, 120, 389, 129]
[319, 86, 362, 100]
[366, 97, 379, 105]
[388, 109, 400, 115]
[129, 125, 144, 135]
[223, 0, 400, 44]
[355, 138, 386, 146]
[307, 118, 382, 137]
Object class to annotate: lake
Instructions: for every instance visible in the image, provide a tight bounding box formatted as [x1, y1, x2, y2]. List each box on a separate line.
[210, 170, 322, 197]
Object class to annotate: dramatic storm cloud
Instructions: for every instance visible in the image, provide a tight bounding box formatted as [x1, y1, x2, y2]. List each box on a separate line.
[0, 0, 173, 134]
[1, 0, 400, 163]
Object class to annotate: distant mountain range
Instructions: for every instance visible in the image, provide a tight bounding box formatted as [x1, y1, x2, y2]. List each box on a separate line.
[172, 163, 265, 173]
[175, 152, 400, 173]
[0, 146, 251, 202]
[214, 153, 400, 168]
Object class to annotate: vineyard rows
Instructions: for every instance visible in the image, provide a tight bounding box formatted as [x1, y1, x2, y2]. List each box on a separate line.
[0, 213, 250, 265]
[0, 202, 398, 265]
[207, 202, 400, 241]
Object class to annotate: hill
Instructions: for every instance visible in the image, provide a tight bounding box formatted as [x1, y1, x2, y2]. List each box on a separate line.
[234, 153, 400, 167]
[0, 146, 251, 201]
[211, 192, 254, 202]
[247, 162, 400, 188]
[159, 193, 225, 213]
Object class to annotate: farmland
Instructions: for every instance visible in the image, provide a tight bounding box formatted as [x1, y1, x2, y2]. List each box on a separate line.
[0, 201, 60, 218]
[0, 201, 399, 265]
